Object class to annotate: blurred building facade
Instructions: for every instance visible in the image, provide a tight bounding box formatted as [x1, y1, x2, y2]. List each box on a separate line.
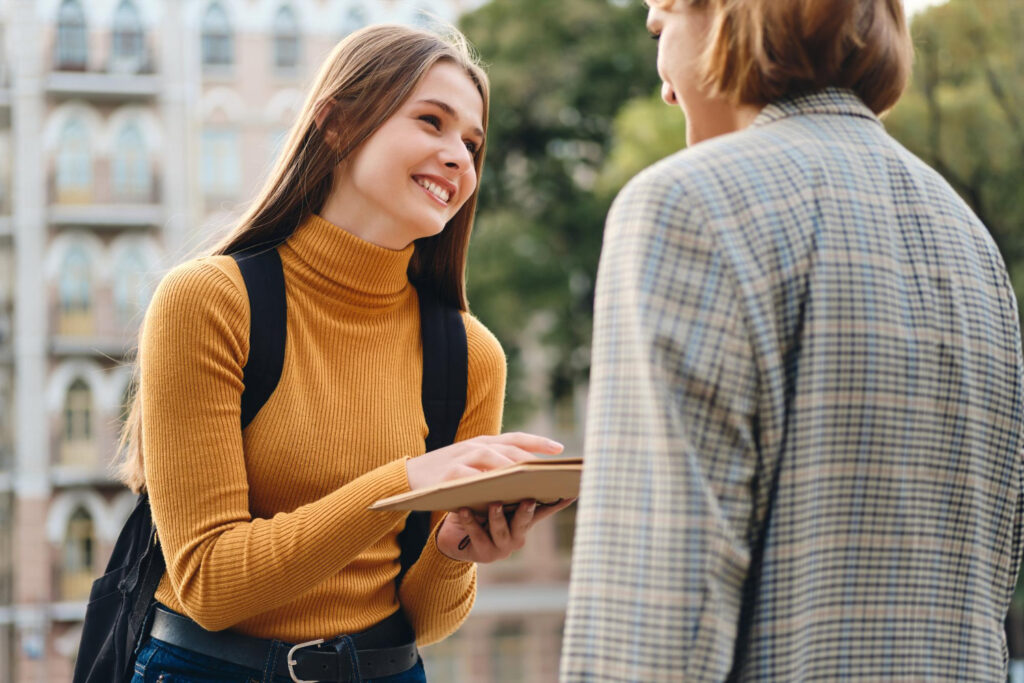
[0, 0, 573, 680]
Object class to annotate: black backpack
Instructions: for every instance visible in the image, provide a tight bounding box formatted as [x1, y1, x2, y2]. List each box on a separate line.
[72, 247, 467, 683]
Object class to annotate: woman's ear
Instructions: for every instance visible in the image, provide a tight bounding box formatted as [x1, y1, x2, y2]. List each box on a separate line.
[314, 98, 341, 149]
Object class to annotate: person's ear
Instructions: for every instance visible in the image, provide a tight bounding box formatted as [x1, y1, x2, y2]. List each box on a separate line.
[314, 98, 341, 150]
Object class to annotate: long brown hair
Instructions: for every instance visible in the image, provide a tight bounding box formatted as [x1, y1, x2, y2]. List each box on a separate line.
[116, 24, 490, 492]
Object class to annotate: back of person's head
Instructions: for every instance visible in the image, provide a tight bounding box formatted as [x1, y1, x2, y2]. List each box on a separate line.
[651, 0, 913, 114]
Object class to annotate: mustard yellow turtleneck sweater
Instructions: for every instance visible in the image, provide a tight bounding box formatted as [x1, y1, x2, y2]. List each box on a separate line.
[140, 214, 505, 645]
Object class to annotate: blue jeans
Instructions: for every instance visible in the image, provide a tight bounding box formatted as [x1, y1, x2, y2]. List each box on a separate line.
[130, 636, 428, 683]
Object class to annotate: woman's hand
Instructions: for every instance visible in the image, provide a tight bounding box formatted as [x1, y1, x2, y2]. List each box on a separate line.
[405, 432, 563, 491]
[435, 499, 577, 563]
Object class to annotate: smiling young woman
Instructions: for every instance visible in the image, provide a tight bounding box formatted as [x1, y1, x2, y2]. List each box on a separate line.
[115, 24, 571, 683]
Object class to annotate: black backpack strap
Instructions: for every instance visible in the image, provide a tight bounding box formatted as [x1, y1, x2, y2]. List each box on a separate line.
[232, 248, 288, 430]
[397, 285, 468, 585]
[419, 288, 468, 452]
[125, 494, 163, 649]
[121, 252, 285, 664]
[75, 250, 290, 682]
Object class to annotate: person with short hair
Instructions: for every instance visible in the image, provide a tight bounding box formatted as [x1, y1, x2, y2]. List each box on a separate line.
[561, 0, 1024, 680]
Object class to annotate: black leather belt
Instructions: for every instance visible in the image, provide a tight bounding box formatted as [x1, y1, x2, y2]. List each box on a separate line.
[149, 606, 419, 682]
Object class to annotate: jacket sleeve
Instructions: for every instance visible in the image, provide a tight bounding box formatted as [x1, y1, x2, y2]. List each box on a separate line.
[397, 313, 507, 645]
[141, 258, 412, 631]
[561, 166, 760, 681]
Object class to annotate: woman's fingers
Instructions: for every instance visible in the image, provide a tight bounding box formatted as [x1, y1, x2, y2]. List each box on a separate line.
[488, 444, 545, 465]
[508, 500, 536, 543]
[530, 498, 576, 524]
[407, 432, 564, 491]
[458, 508, 495, 555]
[487, 503, 513, 546]
[484, 432, 565, 455]
[444, 499, 569, 562]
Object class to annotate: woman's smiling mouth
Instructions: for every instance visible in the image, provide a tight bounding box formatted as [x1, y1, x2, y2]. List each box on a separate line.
[414, 176, 453, 205]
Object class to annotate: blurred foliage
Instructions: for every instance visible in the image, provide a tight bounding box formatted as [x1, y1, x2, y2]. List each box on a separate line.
[885, 0, 1024, 306]
[595, 89, 688, 199]
[459, 0, 659, 424]
[461, 0, 1022, 424]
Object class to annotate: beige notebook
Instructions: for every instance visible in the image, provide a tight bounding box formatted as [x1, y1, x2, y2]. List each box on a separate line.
[369, 457, 582, 513]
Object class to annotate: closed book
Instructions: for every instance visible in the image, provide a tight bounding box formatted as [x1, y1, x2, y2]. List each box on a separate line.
[369, 457, 582, 513]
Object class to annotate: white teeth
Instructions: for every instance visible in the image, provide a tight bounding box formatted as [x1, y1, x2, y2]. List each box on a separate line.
[416, 178, 451, 203]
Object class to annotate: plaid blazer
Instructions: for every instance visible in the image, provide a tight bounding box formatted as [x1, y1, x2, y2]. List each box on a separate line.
[561, 89, 1024, 682]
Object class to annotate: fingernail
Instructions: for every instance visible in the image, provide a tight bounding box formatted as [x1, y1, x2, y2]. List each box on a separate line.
[460, 509, 471, 521]
[547, 439, 564, 450]
[528, 502, 537, 513]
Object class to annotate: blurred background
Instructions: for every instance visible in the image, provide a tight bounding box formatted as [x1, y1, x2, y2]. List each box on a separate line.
[0, 0, 1018, 680]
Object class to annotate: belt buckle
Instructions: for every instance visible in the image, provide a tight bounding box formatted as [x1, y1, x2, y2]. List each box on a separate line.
[287, 638, 325, 683]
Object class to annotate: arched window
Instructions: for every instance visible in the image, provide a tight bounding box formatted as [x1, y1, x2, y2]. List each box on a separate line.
[111, 0, 145, 72]
[201, 2, 233, 68]
[113, 247, 150, 325]
[341, 6, 367, 36]
[273, 5, 300, 71]
[112, 122, 150, 200]
[58, 245, 93, 335]
[55, 118, 92, 203]
[56, 0, 87, 71]
[61, 378, 94, 467]
[200, 128, 240, 196]
[61, 507, 95, 600]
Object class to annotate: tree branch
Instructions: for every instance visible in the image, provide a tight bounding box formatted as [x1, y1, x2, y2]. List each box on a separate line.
[983, 60, 1024, 150]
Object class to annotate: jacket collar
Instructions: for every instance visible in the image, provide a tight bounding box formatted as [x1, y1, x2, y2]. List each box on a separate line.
[751, 87, 882, 129]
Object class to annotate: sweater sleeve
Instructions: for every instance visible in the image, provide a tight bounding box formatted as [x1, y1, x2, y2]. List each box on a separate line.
[141, 258, 413, 631]
[398, 312, 507, 645]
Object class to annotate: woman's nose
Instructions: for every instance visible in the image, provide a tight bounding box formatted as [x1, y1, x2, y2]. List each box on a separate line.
[441, 138, 473, 173]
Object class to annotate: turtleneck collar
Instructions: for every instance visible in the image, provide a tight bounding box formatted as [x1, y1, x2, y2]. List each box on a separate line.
[281, 214, 414, 308]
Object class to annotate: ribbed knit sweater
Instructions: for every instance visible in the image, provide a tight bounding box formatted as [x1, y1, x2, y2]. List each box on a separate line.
[139, 214, 506, 645]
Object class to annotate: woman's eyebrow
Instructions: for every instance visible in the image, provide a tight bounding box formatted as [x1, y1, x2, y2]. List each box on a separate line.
[416, 98, 485, 139]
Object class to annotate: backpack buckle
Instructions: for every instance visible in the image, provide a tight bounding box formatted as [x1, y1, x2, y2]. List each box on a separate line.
[287, 638, 325, 683]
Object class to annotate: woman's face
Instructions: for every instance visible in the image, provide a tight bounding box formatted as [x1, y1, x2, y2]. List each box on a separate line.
[647, 2, 747, 144]
[329, 61, 484, 250]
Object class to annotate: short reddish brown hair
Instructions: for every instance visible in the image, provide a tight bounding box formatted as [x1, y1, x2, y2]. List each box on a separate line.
[654, 0, 913, 114]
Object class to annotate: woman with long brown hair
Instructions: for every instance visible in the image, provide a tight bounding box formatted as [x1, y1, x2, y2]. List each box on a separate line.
[120, 24, 569, 682]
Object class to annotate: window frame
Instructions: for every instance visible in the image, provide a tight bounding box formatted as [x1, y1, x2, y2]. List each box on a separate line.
[56, 0, 88, 71]
[201, 2, 234, 69]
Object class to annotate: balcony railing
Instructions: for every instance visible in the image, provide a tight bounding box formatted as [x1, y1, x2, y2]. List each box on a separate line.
[50, 335, 134, 359]
[47, 170, 163, 229]
[50, 464, 119, 488]
[46, 69, 159, 101]
[48, 204, 163, 230]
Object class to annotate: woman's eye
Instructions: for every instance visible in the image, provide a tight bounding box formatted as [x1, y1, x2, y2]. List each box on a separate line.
[420, 115, 441, 130]
[649, 32, 660, 41]
[464, 141, 478, 155]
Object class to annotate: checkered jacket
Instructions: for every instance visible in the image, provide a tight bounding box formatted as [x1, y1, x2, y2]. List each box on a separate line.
[561, 89, 1024, 682]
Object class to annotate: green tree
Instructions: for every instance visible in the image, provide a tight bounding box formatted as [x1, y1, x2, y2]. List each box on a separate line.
[884, 0, 1024, 302]
[459, 0, 659, 423]
[595, 89, 688, 200]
